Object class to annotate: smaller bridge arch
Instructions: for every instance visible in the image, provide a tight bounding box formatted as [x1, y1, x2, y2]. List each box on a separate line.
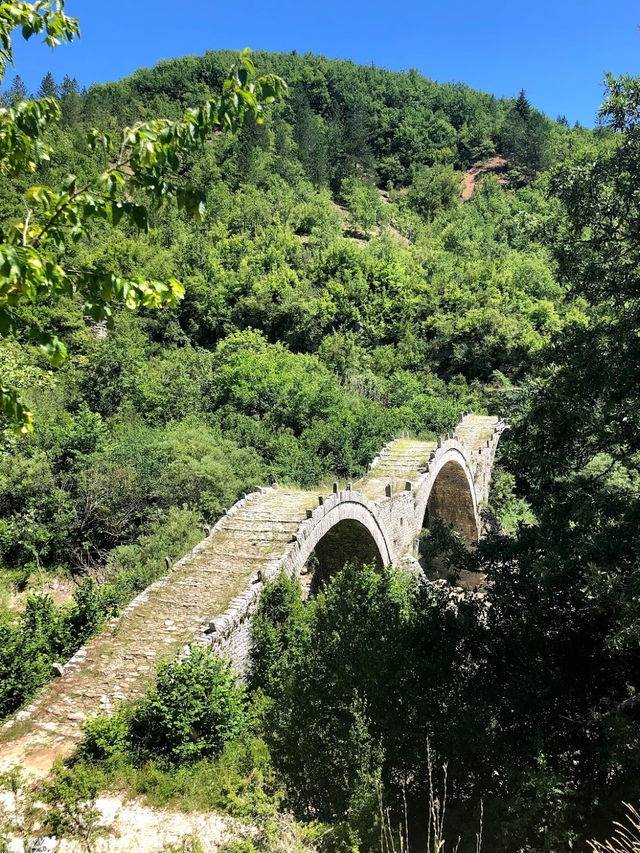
[313, 519, 384, 577]
[414, 444, 481, 545]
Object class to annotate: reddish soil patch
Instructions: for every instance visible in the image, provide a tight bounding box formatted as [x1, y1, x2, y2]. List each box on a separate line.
[461, 155, 508, 203]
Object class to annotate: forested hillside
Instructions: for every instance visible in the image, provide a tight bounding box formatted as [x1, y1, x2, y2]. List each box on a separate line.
[3, 36, 640, 853]
[0, 54, 575, 585]
[0, 50, 594, 590]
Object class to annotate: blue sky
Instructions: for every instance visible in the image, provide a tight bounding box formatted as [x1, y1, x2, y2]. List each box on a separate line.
[6, 0, 640, 126]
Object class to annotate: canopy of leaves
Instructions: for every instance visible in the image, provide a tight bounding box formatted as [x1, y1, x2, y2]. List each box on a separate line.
[0, 6, 286, 431]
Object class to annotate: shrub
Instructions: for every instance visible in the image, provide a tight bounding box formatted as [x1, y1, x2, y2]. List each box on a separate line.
[129, 646, 246, 764]
[248, 573, 308, 696]
[43, 759, 103, 852]
[0, 581, 118, 720]
[80, 710, 132, 762]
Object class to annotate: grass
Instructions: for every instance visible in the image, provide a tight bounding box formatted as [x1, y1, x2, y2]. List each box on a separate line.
[589, 804, 640, 853]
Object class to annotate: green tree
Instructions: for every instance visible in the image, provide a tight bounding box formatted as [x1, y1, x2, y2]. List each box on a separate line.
[501, 88, 552, 177]
[407, 163, 460, 221]
[469, 73, 640, 847]
[292, 85, 328, 185]
[253, 565, 415, 821]
[340, 175, 387, 234]
[0, 3, 286, 432]
[36, 70, 58, 99]
[515, 87, 530, 118]
[59, 74, 80, 125]
[248, 572, 308, 696]
[6, 73, 27, 103]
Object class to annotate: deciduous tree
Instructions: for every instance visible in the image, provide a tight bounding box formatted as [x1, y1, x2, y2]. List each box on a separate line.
[0, 2, 285, 432]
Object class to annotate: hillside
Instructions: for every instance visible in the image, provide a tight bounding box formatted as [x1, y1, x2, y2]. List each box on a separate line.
[0, 50, 589, 614]
[2, 39, 638, 853]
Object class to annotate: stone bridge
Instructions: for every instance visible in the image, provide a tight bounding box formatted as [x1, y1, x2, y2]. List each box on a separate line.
[0, 413, 505, 775]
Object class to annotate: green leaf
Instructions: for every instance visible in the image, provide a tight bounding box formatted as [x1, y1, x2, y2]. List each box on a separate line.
[111, 202, 124, 226]
[130, 204, 149, 231]
[0, 385, 33, 434]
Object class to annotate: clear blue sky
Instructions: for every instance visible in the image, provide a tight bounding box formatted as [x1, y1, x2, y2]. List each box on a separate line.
[6, 0, 640, 126]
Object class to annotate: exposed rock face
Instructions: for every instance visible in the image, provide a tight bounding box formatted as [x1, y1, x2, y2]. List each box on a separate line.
[4, 795, 249, 853]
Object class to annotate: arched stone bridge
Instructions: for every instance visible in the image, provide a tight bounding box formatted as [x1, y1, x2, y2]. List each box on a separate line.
[0, 413, 505, 775]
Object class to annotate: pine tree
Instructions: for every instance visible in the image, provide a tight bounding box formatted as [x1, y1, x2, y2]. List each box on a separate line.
[515, 88, 530, 118]
[292, 85, 328, 186]
[501, 89, 551, 177]
[8, 74, 27, 103]
[60, 74, 78, 97]
[60, 74, 80, 125]
[37, 71, 58, 99]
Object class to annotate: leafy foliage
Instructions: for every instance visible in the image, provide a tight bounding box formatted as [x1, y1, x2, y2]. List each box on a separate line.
[0, 2, 79, 80]
[251, 567, 413, 823]
[128, 646, 246, 764]
[0, 8, 285, 431]
[0, 579, 118, 717]
[80, 646, 246, 766]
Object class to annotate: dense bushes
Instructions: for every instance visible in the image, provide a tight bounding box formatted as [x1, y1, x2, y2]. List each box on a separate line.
[82, 646, 245, 765]
[40, 546, 640, 850]
[0, 580, 118, 718]
[246, 559, 640, 851]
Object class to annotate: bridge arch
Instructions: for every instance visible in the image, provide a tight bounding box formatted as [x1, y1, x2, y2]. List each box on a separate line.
[291, 493, 394, 590]
[0, 415, 505, 778]
[414, 445, 481, 545]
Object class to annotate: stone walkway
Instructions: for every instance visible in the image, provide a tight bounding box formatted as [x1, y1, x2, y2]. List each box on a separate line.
[0, 490, 314, 775]
[0, 414, 501, 777]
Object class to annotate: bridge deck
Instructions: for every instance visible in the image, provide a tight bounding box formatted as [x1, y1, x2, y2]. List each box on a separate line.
[455, 415, 499, 450]
[0, 490, 314, 775]
[0, 414, 502, 777]
[359, 438, 436, 500]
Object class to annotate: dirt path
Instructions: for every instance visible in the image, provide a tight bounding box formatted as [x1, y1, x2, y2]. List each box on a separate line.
[461, 155, 508, 203]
